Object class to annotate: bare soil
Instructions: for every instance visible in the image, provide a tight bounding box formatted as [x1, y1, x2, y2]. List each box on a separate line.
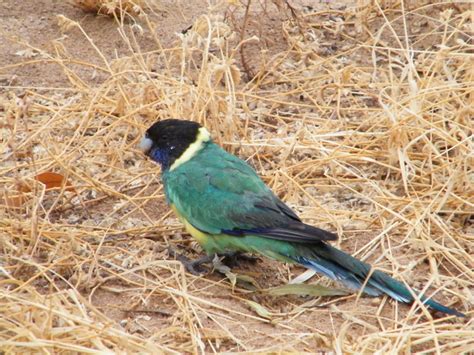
[0, 0, 212, 88]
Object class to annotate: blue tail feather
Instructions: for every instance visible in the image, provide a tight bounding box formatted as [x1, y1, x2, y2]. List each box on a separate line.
[287, 243, 465, 317]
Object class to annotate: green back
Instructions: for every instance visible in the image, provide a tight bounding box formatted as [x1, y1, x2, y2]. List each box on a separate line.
[163, 142, 298, 235]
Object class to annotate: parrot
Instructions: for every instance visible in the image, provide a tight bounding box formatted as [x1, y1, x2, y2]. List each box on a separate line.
[139, 118, 465, 317]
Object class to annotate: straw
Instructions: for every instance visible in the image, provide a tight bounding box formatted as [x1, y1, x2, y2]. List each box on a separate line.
[1, 1, 472, 352]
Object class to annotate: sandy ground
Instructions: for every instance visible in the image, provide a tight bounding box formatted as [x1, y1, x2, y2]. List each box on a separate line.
[0, 0, 211, 88]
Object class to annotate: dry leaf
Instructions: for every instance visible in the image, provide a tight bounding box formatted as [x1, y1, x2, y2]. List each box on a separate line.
[3, 194, 25, 209]
[265, 283, 347, 297]
[35, 172, 75, 192]
[15, 49, 38, 58]
[2, 181, 33, 208]
[244, 300, 272, 320]
[212, 256, 259, 291]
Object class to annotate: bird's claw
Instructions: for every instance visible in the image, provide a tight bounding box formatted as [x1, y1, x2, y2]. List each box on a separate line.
[167, 247, 259, 275]
[167, 247, 212, 275]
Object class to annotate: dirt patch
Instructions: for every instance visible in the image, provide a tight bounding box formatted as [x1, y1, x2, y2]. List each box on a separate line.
[0, 0, 211, 88]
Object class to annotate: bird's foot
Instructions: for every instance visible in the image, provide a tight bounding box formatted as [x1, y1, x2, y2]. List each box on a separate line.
[167, 248, 258, 275]
[167, 247, 213, 275]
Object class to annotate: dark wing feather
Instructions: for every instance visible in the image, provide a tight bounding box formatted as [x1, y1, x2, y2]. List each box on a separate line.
[164, 143, 337, 243]
[223, 223, 337, 242]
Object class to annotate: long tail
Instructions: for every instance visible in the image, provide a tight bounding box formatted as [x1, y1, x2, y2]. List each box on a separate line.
[286, 242, 465, 317]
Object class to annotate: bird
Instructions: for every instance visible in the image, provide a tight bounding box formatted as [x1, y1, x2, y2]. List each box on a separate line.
[139, 118, 465, 317]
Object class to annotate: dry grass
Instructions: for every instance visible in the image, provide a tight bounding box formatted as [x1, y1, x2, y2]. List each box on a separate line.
[73, 0, 144, 17]
[1, 0, 473, 353]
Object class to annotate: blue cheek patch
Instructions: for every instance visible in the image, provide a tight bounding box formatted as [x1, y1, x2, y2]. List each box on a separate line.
[150, 148, 170, 169]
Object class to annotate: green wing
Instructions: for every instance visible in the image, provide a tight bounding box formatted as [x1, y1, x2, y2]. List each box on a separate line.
[164, 143, 336, 243]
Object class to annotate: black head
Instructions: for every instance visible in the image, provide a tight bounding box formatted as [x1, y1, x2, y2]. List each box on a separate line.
[139, 119, 211, 171]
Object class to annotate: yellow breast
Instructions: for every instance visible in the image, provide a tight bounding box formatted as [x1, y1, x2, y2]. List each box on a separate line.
[170, 204, 210, 246]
